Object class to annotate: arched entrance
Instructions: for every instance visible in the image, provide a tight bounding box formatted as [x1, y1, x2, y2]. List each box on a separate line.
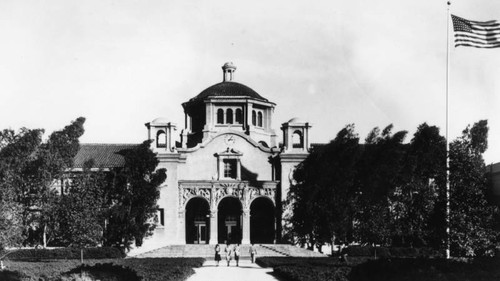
[250, 197, 275, 244]
[185, 197, 210, 244]
[218, 197, 242, 244]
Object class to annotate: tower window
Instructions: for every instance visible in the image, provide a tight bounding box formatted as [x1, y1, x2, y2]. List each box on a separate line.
[257, 112, 263, 127]
[223, 159, 237, 179]
[292, 130, 303, 148]
[226, 109, 233, 124]
[252, 111, 256, 126]
[217, 109, 224, 124]
[235, 109, 242, 124]
[157, 131, 166, 147]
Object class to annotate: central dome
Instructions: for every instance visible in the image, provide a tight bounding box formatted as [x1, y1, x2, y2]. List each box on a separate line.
[188, 81, 269, 102]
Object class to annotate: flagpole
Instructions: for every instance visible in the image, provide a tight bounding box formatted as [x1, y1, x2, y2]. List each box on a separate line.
[445, 0, 451, 260]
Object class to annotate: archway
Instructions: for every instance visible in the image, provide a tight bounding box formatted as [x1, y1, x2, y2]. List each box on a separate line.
[250, 197, 275, 244]
[185, 197, 210, 244]
[218, 197, 242, 244]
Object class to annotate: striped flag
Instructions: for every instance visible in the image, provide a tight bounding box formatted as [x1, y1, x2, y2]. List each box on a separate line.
[451, 15, 500, 48]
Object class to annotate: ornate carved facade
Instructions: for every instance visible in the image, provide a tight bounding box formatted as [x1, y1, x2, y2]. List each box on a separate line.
[179, 180, 277, 212]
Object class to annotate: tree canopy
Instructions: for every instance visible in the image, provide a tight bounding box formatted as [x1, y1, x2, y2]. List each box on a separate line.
[286, 121, 498, 257]
[0, 118, 167, 252]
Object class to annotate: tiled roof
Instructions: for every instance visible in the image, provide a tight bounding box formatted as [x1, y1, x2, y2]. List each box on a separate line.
[73, 143, 138, 169]
[189, 81, 268, 102]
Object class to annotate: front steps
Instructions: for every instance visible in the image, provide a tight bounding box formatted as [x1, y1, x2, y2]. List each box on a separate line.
[131, 244, 327, 258]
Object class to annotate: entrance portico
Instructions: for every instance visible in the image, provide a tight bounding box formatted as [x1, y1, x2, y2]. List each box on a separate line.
[180, 180, 277, 244]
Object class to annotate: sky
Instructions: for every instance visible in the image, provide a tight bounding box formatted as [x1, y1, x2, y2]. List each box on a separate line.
[0, 0, 499, 164]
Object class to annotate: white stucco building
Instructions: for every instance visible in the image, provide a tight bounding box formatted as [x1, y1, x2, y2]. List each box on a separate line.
[75, 62, 312, 251]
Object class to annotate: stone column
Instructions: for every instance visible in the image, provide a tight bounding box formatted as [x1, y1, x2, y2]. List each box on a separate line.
[178, 211, 185, 244]
[241, 208, 250, 244]
[209, 210, 218, 244]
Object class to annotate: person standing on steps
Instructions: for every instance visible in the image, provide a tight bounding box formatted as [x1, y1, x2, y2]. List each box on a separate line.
[234, 244, 241, 266]
[214, 244, 221, 266]
[249, 244, 257, 263]
[225, 242, 233, 266]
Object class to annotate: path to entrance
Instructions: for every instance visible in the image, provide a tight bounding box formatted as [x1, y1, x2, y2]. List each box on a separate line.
[186, 259, 281, 281]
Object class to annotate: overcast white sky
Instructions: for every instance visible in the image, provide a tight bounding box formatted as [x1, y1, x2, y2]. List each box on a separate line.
[1, 0, 499, 164]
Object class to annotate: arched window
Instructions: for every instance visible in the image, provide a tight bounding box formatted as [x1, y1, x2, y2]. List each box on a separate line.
[157, 130, 166, 147]
[235, 109, 242, 124]
[217, 109, 224, 124]
[252, 111, 256, 126]
[292, 130, 303, 148]
[226, 109, 233, 124]
[257, 112, 263, 127]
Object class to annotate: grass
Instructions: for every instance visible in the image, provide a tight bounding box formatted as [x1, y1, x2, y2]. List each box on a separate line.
[0, 258, 204, 281]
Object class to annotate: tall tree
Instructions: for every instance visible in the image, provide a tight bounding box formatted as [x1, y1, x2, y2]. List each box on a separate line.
[390, 123, 446, 247]
[103, 140, 166, 250]
[56, 160, 106, 247]
[449, 120, 498, 256]
[0, 181, 23, 250]
[26, 117, 86, 247]
[354, 124, 407, 245]
[287, 124, 361, 249]
[0, 128, 44, 248]
[0, 118, 86, 247]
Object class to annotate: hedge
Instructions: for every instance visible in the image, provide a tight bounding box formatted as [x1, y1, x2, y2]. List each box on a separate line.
[258, 257, 500, 281]
[3, 247, 125, 261]
[274, 265, 351, 281]
[1, 258, 204, 281]
[344, 246, 442, 258]
[349, 258, 500, 281]
[61, 263, 140, 281]
[257, 256, 371, 268]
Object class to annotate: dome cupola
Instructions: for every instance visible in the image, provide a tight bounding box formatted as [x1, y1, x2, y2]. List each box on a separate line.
[181, 62, 277, 148]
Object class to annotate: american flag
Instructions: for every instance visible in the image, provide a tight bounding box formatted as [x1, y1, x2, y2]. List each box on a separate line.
[451, 15, 500, 48]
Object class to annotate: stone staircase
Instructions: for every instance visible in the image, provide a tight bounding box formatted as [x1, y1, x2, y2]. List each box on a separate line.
[132, 244, 327, 258]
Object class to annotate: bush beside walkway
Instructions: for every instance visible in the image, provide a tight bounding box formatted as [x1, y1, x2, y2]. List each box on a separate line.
[0, 258, 204, 281]
[258, 256, 500, 281]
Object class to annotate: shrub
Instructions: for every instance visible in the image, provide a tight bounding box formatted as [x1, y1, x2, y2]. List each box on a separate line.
[1, 258, 204, 281]
[257, 256, 370, 268]
[4, 247, 124, 261]
[61, 263, 140, 281]
[122, 258, 204, 281]
[348, 258, 500, 281]
[344, 246, 441, 258]
[344, 246, 372, 257]
[0, 270, 24, 281]
[274, 265, 350, 281]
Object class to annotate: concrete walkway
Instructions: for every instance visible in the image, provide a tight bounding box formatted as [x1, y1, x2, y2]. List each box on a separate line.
[186, 259, 281, 281]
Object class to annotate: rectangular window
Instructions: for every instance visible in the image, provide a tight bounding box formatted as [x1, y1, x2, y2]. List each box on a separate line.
[223, 159, 237, 179]
[157, 208, 165, 226]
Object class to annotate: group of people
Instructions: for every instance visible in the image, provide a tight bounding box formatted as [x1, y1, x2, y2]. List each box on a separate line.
[214, 243, 258, 266]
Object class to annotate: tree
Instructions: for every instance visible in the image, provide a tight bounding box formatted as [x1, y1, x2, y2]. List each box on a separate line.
[449, 120, 498, 256]
[0, 118, 86, 248]
[390, 123, 446, 247]
[24, 117, 86, 247]
[103, 140, 166, 250]
[0, 128, 44, 249]
[315, 124, 360, 247]
[0, 183, 23, 250]
[286, 124, 361, 249]
[56, 160, 106, 247]
[354, 124, 407, 245]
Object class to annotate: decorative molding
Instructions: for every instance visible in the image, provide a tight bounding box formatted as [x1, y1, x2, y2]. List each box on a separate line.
[179, 180, 277, 211]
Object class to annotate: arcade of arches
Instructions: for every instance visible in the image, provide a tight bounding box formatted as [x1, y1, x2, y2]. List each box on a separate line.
[180, 181, 277, 244]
